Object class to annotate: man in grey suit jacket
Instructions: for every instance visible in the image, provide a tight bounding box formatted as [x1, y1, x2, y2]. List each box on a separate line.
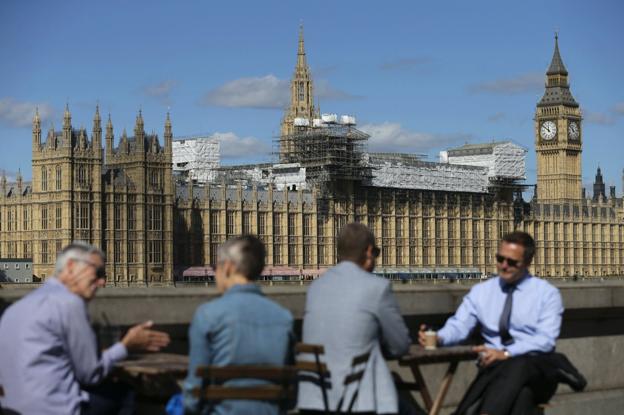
[298, 223, 411, 415]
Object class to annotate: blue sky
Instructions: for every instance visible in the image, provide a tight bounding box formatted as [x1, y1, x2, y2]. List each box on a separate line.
[1, 0, 623, 193]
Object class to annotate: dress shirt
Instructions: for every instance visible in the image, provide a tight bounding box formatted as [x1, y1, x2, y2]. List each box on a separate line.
[183, 283, 295, 415]
[0, 278, 128, 415]
[437, 274, 563, 356]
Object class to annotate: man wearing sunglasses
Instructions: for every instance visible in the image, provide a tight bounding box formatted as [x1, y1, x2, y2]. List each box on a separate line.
[0, 241, 170, 415]
[418, 231, 564, 414]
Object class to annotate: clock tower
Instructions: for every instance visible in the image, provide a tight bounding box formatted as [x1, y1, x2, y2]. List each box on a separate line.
[535, 34, 583, 202]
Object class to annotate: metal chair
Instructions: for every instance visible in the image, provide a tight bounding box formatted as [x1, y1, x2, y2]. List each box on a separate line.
[295, 343, 331, 414]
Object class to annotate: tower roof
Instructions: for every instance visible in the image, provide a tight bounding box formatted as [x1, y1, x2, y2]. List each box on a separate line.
[546, 34, 568, 76]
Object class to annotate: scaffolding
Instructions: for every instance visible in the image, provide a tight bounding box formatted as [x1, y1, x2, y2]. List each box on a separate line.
[275, 124, 372, 191]
[172, 136, 220, 183]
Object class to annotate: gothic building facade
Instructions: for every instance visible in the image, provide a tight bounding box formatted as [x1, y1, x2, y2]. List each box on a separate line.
[1, 30, 623, 284]
[0, 106, 174, 284]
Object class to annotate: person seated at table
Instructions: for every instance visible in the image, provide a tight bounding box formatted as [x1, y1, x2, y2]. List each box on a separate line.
[298, 223, 412, 415]
[419, 231, 566, 415]
[182, 235, 295, 415]
[0, 241, 171, 415]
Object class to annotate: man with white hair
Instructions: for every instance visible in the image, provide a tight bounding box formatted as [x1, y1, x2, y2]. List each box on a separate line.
[182, 235, 295, 414]
[0, 241, 170, 415]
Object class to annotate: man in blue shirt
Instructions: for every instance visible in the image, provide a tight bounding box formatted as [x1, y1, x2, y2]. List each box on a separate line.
[183, 235, 295, 415]
[419, 231, 564, 414]
[0, 242, 171, 415]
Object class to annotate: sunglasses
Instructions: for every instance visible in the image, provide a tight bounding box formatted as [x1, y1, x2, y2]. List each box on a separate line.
[76, 258, 107, 280]
[495, 254, 520, 268]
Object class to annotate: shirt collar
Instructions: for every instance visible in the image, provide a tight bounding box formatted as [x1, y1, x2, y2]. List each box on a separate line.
[223, 283, 264, 297]
[498, 272, 532, 292]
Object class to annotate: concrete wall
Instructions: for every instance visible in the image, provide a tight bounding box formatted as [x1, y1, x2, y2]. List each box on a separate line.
[2, 281, 624, 413]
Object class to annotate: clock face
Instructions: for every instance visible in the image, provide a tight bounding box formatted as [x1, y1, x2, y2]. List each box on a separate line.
[568, 121, 580, 140]
[540, 121, 557, 141]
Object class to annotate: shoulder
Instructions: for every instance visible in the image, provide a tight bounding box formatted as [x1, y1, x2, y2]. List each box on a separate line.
[469, 277, 499, 294]
[529, 276, 562, 298]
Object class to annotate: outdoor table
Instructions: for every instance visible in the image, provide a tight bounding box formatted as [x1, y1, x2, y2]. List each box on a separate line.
[398, 345, 478, 415]
[113, 353, 189, 400]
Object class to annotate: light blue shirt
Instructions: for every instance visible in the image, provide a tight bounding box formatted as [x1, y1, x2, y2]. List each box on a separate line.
[183, 283, 295, 415]
[0, 278, 128, 415]
[437, 274, 563, 356]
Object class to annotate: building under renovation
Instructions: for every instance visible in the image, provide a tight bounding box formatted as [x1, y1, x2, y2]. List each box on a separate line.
[171, 30, 624, 282]
[1, 29, 623, 285]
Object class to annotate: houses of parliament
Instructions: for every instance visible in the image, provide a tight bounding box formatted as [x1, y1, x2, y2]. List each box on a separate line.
[0, 30, 622, 285]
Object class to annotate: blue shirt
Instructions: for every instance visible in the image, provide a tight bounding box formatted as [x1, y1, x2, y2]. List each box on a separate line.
[0, 278, 128, 415]
[437, 274, 563, 356]
[183, 283, 295, 415]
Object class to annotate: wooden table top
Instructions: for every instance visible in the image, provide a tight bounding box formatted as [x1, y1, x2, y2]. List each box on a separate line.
[399, 345, 479, 365]
[115, 352, 189, 377]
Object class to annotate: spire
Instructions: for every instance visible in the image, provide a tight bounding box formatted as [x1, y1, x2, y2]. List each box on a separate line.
[94, 104, 101, 123]
[32, 107, 41, 147]
[134, 109, 144, 137]
[164, 111, 172, 154]
[63, 103, 71, 128]
[547, 33, 568, 76]
[297, 22, 307, 69]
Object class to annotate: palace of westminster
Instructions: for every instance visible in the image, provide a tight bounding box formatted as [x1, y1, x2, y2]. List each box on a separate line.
[0, 29, 623, 284]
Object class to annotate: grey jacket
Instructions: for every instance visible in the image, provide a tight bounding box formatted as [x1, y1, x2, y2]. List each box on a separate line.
[297, 261, 411, 414]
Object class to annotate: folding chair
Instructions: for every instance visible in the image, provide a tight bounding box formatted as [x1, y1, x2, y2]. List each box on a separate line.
[193, 365, 297, 411]
[295, 343, 331, 414]
[335, 351, 371, 414]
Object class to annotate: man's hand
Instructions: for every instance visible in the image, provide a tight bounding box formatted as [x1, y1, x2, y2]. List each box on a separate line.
[121, 321, 171, 352]
[473, 345, 509, 367]
[418, 324, 439, 347]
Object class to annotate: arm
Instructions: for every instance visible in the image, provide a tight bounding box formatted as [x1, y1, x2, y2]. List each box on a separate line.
[63, 298, 127, 386]
[505, 287, 563, 356]
[437, 288, 480, 346]
[377, 282, 411, 357]
[183, 307, 212, 414]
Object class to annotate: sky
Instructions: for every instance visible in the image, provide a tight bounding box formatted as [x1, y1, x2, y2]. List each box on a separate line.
[0, 0, 623, 194]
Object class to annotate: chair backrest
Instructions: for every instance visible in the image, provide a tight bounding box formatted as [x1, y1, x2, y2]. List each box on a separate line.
[193, 365, 297, 403]
[295, 343, 330, 414]
[335, 350, 371, 414]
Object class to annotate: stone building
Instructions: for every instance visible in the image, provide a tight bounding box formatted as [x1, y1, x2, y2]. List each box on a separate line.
[1, 30, 623, 284]
[0, 107, 174, 284]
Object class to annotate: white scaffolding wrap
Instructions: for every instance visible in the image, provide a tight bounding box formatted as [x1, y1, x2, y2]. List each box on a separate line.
[172, 136, 220, 182]
[445, 141, 527, 180]
[366, 153, 489, 193]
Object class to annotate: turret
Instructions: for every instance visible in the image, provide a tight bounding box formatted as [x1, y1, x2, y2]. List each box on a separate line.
[105, 113, 114, 159]
[164, 112, 172, 154]
[16, 169, 23, 193]
[62, 103, 72, 147]
[78, 127, 88, 149]
[92, 105, 102, 150]
[134, 110, 144, 141]
[32, 108, 41, 148]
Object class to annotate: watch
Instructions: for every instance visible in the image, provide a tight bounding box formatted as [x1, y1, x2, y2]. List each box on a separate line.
[503, 350, 511, 358]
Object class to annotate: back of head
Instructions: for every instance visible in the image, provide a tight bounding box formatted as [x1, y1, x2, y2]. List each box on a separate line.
[218, 235, 266, 280]
[337, 222, 376, 264]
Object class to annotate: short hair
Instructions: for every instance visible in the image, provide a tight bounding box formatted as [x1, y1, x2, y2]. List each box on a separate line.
[54, 241, 105, 275]
[337, 223, 378, 263]
[501, 231, 536, 264]
[217, 235, 266, 280]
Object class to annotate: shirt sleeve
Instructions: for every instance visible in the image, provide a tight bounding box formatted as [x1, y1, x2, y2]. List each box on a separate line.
[437, 287, 480, 346]
[183, 306, 212, 413]
[63, 298, 128, 386]
[505, 286, 563, 356]
[376, 282, 411, 357]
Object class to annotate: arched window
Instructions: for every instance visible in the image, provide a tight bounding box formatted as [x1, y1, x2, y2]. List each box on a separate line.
[298, 82, 305, 101]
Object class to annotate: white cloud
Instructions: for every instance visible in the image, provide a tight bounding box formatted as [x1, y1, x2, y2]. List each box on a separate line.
[360, 122, 471, 153]
[209, 132, 271, 160]
[613, 102, 624, 116]
[201, 74, 359, 109]
[201, 75, 290, 109]
[469, 73, 543, 95]
[0, 97, 54, 128]
[142, 80, 177, 105]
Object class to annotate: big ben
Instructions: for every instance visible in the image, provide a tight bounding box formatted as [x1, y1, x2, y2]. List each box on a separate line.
[535, 34, 583, 202]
